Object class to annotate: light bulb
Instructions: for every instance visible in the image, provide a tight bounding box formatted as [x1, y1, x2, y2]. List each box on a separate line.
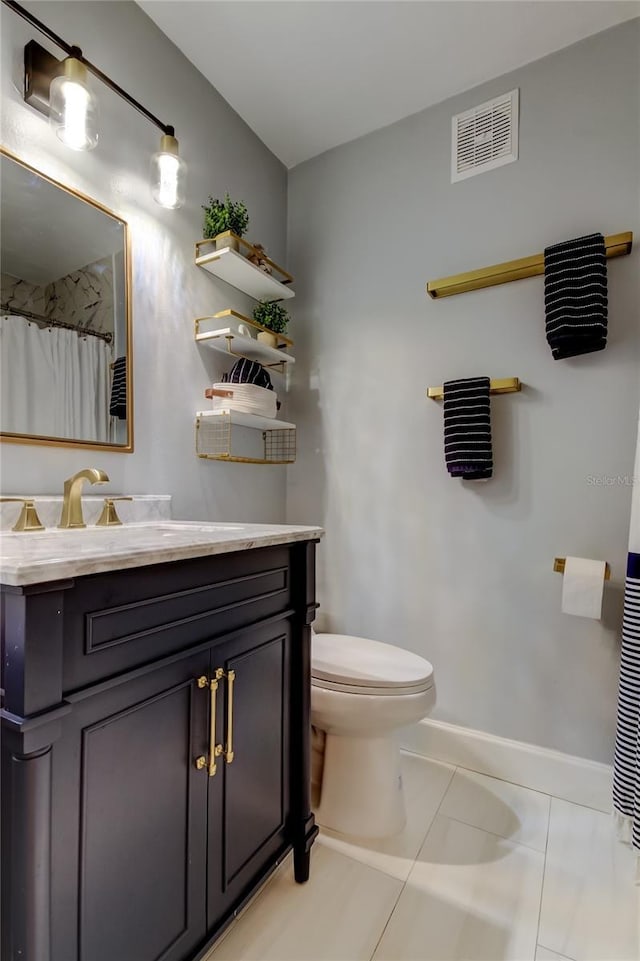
[49, 57, 98, 151]
[151, 133, 186, 209]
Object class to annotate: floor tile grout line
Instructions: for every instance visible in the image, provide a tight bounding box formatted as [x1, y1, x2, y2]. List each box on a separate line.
[437, 765, 554, 853]
[369, 775, 549, 961]
[434, 811, 549, 853]
[367, 765, 459, 961]
[447, 764, 554, 801]
[317, 759, 457, 884]
[533, 792, 553, 955]
[536, 942, 578, 961]
[367, 870, 411, 961]
[406, 761, 458, 860]
[402, 749, 611, 814]
[544, 794, 612, 816]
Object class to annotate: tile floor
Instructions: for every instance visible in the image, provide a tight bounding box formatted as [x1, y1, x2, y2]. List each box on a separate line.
[205, 752, 639, 961]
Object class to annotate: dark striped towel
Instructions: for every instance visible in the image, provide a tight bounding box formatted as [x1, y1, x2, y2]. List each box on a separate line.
[544, 232, 608, 360]
[613, 551, 640, 860]
[222, 357, 273, 391]
[222, 357, 280, 409]
[443, 376, 493, 480]
[109, 356, 126, 419]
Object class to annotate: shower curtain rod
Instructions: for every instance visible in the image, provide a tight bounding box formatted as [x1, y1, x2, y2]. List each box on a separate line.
[1, 304, 113, 344]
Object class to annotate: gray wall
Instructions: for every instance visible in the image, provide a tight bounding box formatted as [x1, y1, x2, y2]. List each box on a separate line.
[287, 21, 640, 763]
[0, 1, 288, 522]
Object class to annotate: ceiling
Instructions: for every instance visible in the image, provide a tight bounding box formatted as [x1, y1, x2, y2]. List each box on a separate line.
[139, 1, 640, 168]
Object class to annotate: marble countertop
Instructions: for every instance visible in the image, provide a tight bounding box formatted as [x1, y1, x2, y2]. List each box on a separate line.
[0, 521, 324, 587]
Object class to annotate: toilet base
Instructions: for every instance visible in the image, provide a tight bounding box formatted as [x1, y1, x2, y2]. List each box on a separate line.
[315, 733, 406, 839]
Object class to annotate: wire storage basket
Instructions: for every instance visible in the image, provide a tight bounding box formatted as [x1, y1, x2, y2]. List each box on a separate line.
[195, 411, 296, 465]
[263, 428, 296, 463]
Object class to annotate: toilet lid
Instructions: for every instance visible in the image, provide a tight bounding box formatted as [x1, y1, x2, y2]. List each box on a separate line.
[312, 633, 434, 693]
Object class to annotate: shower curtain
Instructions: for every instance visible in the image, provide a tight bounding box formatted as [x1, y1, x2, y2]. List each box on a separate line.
[0, 315, 112, 442]
[613, 411, 640, 882]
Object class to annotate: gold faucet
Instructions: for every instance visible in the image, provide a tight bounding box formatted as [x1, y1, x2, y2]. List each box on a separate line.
[58, 468, 110, 529]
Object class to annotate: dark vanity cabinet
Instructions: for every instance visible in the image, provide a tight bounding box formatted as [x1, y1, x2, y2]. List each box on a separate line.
[1, 539, 319, 961]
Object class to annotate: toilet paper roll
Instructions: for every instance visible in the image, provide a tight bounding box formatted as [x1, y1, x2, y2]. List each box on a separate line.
[561, 556, 606, 619]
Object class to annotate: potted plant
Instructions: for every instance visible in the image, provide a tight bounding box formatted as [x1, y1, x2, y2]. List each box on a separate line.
[253, 300, 289, 347]
[202, 193, 249, 251]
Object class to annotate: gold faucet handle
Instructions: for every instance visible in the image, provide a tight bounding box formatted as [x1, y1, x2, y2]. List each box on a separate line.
[95, 496, 133, 527]
[0, 497, 45, 532]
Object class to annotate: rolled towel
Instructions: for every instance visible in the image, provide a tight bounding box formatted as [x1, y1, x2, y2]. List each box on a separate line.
[223, 357, 273, 391]
[544, 232, 608, 360]
[109, 356, 126, 419]
[443, 376, 493, 480]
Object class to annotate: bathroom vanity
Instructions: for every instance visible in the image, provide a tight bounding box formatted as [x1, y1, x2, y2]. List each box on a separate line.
[0, 521, 323, 961]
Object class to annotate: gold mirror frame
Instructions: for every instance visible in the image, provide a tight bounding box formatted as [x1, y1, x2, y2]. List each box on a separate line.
[0, 145, 134, 453]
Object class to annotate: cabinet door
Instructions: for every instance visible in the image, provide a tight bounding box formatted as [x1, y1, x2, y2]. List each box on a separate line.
[207, 619, 291, 929]
[51, 652, 209, 961]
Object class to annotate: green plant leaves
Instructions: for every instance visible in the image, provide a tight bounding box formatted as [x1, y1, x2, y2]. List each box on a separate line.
[202, 192, 249, 238]
[252, 300, 289, 334]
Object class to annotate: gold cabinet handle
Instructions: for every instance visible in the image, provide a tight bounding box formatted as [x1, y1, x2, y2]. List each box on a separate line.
[224, 670, 235, 765]
[209, 669, 224, 777]
[194, 675, 208, 771]
[193, 669, 234, 773]
[194, 673, 223, 774]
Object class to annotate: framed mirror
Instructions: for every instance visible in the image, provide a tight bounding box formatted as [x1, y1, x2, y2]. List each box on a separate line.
[0, 147, 133, 451]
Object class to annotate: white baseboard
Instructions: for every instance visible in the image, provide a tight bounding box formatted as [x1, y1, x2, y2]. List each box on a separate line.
[401, 718, 613, 813]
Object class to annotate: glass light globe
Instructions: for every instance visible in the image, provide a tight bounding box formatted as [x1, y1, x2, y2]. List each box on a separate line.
[151, 134, 186, 209]
[49, 57, 99, 151]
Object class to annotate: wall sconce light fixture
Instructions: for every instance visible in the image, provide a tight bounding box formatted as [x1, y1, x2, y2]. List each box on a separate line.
[4, 0, 186, 208]
[48, 52, 99, 151]
[151, 133, 187, 210]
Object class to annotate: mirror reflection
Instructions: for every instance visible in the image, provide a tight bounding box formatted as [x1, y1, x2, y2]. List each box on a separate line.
[0, 149, 131, 449]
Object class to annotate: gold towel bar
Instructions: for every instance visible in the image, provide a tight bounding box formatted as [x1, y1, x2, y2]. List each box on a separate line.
[427, 377, 521, 400]
[553, 558, 611, 580]
[427, 231, 633, 300]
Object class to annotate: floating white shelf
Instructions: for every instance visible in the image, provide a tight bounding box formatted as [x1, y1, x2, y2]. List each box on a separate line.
[196, 328, 295, 367]
[195, 245, 295, 302]
[193, 237, 297, 465]
[195, 312, 295, 369]
[196, 409, 295, 431]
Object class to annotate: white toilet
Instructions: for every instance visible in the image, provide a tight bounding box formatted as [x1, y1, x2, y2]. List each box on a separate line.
[311, 631, 435, 839]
